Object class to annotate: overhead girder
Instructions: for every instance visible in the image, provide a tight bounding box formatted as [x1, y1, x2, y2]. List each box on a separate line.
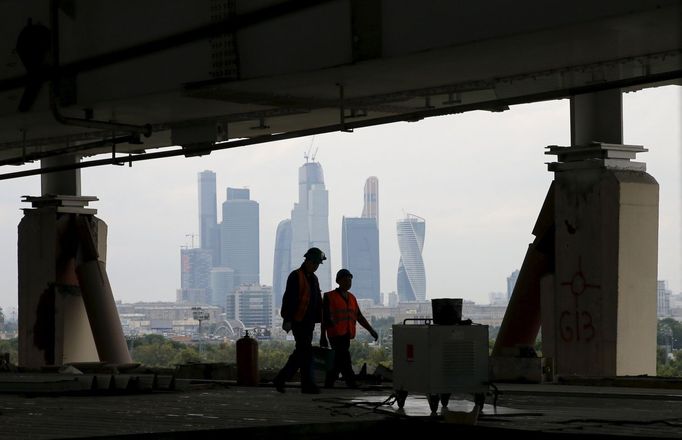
[0, 0, 678, 175]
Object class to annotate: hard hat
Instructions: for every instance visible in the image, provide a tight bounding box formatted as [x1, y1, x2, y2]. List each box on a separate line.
[304, 247, 326, 263]
[336, 268, 353, 281]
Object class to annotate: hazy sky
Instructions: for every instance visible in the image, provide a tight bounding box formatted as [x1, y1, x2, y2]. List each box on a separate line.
[0, 86, 679, 314]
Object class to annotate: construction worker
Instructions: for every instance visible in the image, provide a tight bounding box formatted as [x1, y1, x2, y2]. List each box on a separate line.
[272, 247, 326, 394]
[320, 268, 378, 388]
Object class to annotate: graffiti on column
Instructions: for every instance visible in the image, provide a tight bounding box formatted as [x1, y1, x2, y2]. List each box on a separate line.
[559, 257, 600, 342]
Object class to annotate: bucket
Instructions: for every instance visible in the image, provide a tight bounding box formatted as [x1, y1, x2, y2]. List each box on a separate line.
[312, 346, 335, 383]
[431, 298, 462, 325]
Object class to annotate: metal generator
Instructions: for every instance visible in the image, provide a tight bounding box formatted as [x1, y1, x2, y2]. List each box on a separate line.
[392, 321, 489, 412]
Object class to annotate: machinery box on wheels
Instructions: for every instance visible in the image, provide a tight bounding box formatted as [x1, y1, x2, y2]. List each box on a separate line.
[392, 322, 489, 412]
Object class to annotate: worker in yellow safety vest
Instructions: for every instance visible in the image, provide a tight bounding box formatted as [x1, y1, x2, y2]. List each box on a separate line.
[320, 268, 378, 388]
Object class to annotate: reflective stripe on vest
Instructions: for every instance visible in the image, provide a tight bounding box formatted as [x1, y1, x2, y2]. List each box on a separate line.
[293, 269, 310, 322]
[326, 290, 358, 338]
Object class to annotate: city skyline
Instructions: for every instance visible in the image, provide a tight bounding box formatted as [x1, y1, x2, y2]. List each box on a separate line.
[0, 87, 678, 312]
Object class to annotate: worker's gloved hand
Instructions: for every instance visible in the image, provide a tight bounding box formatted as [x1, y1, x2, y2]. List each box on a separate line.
[320, 334, 328, 348]
[282, 321, 292, 333]
[370, 329, 378, 341]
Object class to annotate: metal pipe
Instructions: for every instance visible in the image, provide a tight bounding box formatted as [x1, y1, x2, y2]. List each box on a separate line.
[49, 0, 152, 137]
[1, 49, 679, 156]
[0, 135, 136, 167]
[1, 65, 681, 181]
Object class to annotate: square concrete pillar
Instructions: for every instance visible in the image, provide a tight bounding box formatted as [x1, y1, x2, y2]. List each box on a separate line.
[547, 143, 658, 377]
[18, 196, 101, 368]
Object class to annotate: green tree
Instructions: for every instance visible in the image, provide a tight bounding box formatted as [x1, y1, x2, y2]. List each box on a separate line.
[657, 318, 682, 349]
[349, 340, 391, 371]
[0, 338, 17, 364]
[658, 349, 682, 377]
[258, 340, 294, 369]
[175, 346, 202, 364]
[204, 342, 236, 363]
[129, 336, 185, 367]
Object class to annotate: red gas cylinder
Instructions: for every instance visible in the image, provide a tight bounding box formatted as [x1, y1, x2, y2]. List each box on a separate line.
[236, 330, 259, 386]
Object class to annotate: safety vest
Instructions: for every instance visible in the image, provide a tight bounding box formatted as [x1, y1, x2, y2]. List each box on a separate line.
[325, 289, 359, 338]
[293, 268, 310, 322]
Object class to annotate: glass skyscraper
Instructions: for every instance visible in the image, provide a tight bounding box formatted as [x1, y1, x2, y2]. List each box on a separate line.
[396, 214, 426, 301]
[272, 219, 292, 307]
[198, 170, 220, 263]
[179, 247, 213, 304]
[210, 266, 234, 308]
[275, 160, 331, 293]
[340, 176, 380, 304]
[221, 187, 259, 287]
[362, 176, 379, 224]
[342, 217, 380, 304]
[507, 269, 520, 301]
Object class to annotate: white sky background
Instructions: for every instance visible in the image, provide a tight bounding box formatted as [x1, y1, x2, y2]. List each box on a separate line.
[0, 86, 679, 313]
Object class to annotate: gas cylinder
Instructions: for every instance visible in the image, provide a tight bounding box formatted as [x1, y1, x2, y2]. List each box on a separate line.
[236, 330, 259, 386]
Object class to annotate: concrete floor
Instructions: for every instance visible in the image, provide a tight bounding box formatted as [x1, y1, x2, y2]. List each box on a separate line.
[0, 379, 681, 439]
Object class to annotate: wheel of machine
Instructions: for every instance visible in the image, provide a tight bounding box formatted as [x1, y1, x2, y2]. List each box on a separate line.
[395, 390, 408, 409]
[427, 394, 440, 413]
[439, 393, 451, 408]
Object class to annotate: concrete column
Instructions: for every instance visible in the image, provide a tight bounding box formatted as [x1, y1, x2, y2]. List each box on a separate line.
[19, 155, 98, 367]
[491, 185, 554, 382]
[493, 184, 554, 356]
[547, 143, 658, 376]
[570, 90, 622, 145]
[40, 155, 81, 196]
[75, 216, 132, 364]
[18, 155, 133, 367]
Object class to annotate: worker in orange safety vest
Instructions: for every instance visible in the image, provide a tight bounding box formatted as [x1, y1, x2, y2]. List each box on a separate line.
[273, 247, 326, 394]
[320, 268, 378, 388]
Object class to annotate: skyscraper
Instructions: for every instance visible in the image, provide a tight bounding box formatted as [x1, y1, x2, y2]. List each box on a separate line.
[220, 188, 259, 287]
[507, 269, 520, 301]
[341, 177, 381, 304]
[198, 170, 220, 263]
[278, 160, 332, 292]
[362, 176, 379, 224]
[396, 214, 426, 301]
[342, 217, 380, 304]
[179, 247, 213, 304]
[658, 280, 672, 318]
[210, 266, 234, 309]
[272, 219, 292, 307]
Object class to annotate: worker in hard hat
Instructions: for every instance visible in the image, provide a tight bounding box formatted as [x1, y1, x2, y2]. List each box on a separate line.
[320, 268, 378, 389]
[272, 247, 326, 394]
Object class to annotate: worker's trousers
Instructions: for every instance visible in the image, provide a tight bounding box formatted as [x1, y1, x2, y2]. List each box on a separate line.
[325, 334, 357, 387]
[275, 322, 316, 388]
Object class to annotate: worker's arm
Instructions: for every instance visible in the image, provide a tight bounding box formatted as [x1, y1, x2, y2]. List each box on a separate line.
[280, 271, 298, 332]
[357, 310, 378, 341]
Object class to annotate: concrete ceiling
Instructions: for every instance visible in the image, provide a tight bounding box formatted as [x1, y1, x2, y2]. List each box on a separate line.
[0, 0, 680, 177]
